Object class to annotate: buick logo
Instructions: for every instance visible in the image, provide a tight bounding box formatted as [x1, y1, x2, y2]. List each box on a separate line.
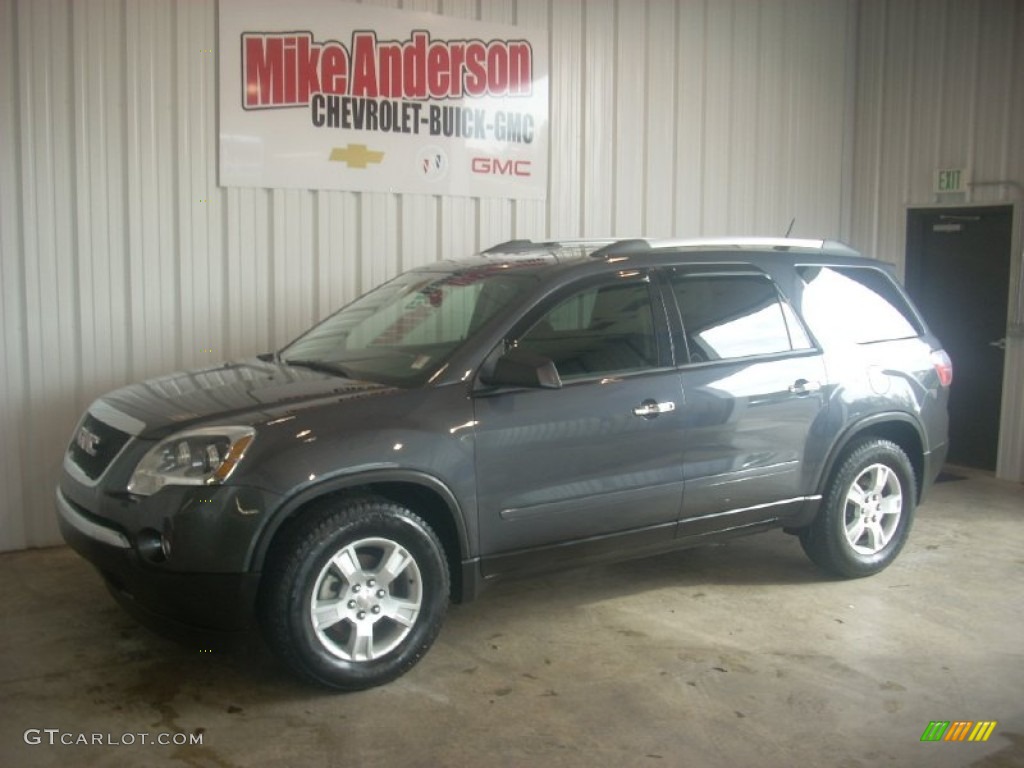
[415, 145, 449, 181]
[76, 426, 101, 457]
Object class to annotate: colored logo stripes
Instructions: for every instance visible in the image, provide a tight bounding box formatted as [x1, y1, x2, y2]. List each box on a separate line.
[920, 721, 997, 742]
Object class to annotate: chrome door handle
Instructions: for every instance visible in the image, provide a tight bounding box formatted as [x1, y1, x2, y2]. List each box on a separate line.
[632, 400, 676, 418]
[989, 337, 1007, 351]
[789, 379, 822, 395]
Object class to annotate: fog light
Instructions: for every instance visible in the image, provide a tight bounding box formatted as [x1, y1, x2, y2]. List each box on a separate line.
[136, 528, 167, 563]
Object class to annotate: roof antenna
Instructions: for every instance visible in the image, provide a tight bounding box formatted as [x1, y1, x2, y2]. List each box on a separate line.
[784, 217, 796, 238]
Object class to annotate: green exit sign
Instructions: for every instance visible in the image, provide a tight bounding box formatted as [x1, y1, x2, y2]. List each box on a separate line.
[935, 168, 968, 193]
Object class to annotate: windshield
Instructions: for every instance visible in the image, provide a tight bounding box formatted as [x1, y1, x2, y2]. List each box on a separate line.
[281, 265, 536, 386]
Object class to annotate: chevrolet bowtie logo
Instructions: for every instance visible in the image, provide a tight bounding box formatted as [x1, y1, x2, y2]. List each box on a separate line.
[329, 144, 385, 169]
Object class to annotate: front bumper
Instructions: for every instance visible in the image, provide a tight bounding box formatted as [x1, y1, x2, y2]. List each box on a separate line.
[57, 488, 261, 632]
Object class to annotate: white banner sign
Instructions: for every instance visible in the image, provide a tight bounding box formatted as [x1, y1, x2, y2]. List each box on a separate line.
[218, 0, 548, 199]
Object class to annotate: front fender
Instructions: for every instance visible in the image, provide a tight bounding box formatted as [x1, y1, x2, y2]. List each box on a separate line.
[248, 468, 472, 574]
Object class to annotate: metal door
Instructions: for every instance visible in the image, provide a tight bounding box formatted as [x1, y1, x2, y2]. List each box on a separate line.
[473, 274, 684, 572]
[906, 206, 1012, 470]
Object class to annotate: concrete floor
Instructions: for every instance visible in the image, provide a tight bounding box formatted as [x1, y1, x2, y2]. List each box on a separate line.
[1, 469, 1022, 768]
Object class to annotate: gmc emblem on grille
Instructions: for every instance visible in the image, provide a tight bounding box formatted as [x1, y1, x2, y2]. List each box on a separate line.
[76, 426, 101, 457]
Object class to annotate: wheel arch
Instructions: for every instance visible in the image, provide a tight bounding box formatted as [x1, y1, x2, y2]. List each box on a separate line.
[817, 414, 927, 502]
[251, 470, 473, 603]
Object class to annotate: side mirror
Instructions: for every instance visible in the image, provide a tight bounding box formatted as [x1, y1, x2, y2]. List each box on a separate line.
[481, 348, 562, 389]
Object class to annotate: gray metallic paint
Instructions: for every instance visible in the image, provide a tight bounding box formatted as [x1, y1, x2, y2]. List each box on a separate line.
[55, 244, 951, 630]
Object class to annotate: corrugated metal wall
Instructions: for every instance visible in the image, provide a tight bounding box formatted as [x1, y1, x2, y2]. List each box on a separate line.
[849, 0, 1024, 480]
[1, 0, 859, 551]
[850, 0, 1023, 264]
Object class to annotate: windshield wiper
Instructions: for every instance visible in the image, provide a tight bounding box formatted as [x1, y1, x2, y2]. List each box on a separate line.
[283, 358, 355, 379]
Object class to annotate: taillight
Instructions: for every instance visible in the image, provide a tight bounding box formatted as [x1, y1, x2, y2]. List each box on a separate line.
[931, 349, 953, 387]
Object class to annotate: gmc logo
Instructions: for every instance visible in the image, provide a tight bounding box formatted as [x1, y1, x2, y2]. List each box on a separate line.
[471, 157, 532, 177]
[76, 426, 101, 457]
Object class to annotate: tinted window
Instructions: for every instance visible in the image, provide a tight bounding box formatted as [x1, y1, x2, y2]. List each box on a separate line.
[517, 280, 658, 378]
[282, 267, 534, 385]
[797, 266, 921, 344]
[671, 273, 809, 362]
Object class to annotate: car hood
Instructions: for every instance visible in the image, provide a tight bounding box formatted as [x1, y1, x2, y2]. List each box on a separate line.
[93, 358, 395, 438]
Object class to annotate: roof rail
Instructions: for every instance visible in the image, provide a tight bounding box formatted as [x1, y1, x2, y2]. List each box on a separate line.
[481, 236, 861, 258]
[591, 239, 653, 258]
[480, 238, 622, 255]
[819, 239, 861, 257]
[649, 237, 822, 250]
[480, 239, 538, 254]
[646, 237, 861, 255]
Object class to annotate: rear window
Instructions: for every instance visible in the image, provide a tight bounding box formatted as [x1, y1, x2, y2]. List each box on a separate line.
[797, 266, 922, 344]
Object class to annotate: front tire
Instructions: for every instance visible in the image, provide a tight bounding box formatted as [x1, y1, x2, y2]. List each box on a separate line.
[260, 497, 449, 690]
[800, 438, 917, 578]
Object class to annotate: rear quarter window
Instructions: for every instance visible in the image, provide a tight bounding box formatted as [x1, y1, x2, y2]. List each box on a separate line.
[797, 266, 923, 344]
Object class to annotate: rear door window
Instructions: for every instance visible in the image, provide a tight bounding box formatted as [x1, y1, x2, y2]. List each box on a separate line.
[668, 272, 811, 363]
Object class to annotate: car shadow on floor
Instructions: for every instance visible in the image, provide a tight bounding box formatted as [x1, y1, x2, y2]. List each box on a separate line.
[0, 526, 888, 704]
[480, 529, 826, 604]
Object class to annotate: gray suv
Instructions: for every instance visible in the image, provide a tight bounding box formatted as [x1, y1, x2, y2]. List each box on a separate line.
[57, 237, 951, 690]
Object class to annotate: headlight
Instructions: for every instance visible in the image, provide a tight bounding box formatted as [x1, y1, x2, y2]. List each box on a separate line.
[127, 426, 255, 496]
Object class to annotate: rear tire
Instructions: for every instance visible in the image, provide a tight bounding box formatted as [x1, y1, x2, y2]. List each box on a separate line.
[800, 438, 916, 578]
[260, 496, 449, 690]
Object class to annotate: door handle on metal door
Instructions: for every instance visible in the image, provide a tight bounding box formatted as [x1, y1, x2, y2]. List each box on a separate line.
[989, 337, 1007, 351]
[789, 379, 822, 395]
[632, 400, 676, 418]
